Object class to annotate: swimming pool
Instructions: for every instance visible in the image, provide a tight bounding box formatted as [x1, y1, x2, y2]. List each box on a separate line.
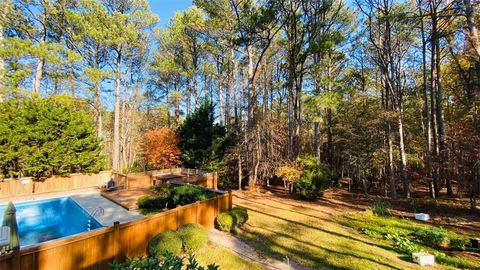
[0, 197, 102, 246]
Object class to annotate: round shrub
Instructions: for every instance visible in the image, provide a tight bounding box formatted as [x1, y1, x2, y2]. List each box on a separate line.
[216, 212, 237, 232]
[177, 223, 208, 251]
[294, 169, 330, 200]
[231, 207, 248, 226]
[149, 230, 183, 257]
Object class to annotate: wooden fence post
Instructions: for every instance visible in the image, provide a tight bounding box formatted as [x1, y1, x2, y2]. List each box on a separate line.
[228, 190, 233, 211]
[215, 195, 219, 217]
[195, 201, 199, 223]
[213, 172, 218, 190]
[113, 221, 120, 262]
[12, 248, 20, 270]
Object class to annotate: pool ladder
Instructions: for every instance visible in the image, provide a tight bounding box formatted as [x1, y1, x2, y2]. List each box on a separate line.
[87, 207, 104, 231]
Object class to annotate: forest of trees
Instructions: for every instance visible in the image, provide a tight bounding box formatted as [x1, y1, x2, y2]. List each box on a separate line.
[0, 0, 479, 210]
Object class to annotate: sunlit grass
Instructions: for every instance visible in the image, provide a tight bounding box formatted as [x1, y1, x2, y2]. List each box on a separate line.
[195, 242, 267, 270]
[337, 211, 480, 269]
[234, 193, 460, 270]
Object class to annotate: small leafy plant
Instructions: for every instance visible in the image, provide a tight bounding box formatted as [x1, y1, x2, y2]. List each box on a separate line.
[415, 228, 450, 248]
[109, 251, 219, 270]
[371, 200, 391, 216]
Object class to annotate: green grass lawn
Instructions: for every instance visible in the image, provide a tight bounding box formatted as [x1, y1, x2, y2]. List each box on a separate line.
[336, 211, 480, 269]
[196, 242, 267, 270]
[233, 192, 479, 270]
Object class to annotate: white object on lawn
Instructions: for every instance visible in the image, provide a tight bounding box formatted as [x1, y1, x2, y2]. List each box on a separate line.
[415, 213, 430, 221]
[0, 226, 10, 246]
[412, 252, 435, 266]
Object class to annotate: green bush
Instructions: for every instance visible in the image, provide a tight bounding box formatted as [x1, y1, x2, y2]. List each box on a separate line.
[384, 233, 422, 254]
[371, 200, 391, 216]
[449, 237, 471, 251]
[230, 207, 248, 226]
[0, 97, 105, 179]
[149, 230, 183, 257]
[170, 185, 214, 206]
[415, 228, 450, 248]
[138, 195, 168, 209]
[216, 212, 237, 232]
[152, 183, 170, 197]
[177, 223, 208, 252]
[294, 169, 330, 200]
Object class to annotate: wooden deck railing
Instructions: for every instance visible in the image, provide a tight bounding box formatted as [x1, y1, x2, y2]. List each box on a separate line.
[150, 168, 218, 189]
[0, 192, 232, 270]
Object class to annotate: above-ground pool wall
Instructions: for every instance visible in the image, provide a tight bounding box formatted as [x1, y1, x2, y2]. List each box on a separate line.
[0, 191, 232, 270]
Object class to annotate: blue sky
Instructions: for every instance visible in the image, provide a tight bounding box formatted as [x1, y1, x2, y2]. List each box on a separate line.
[148, 0, 193, 28]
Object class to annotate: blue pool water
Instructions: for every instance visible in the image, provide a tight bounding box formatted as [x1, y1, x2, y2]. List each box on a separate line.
[0, 197, 102, 246]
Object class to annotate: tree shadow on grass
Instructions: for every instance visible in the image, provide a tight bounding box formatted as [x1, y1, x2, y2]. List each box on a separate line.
[239, 227, 405, 270]
[236, 196, 335, 220]
[241, 205, 398, 253]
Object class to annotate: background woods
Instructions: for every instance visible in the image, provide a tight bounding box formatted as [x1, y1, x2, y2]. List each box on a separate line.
[0, 0, 479, 210]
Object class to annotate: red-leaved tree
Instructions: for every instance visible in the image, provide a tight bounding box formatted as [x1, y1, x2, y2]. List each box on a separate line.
[142, 127, 181, 169]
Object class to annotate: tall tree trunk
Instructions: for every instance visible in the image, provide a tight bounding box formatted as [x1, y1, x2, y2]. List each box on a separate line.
[94, 82, 102, 138]
[418, 0, 434, 197]
[398, 106, 410, 198]
[112, 50, 122, 171]
[33, 58, 45, 94]
[0, 12, 5, 101]
[238, 153, 242, 191]
[387, 122, 396, 199]
[326, 62, 333, 166]
[33, 13, 47, 94]
[246, 45, 257, 188]
[384, 78, 397, 199]
[218, 73, 224, 126]
[314, 122, 321, 163]
[463, 0, 480, 60]
[434, 25, 450, 197]
[430, 8, 440, 197]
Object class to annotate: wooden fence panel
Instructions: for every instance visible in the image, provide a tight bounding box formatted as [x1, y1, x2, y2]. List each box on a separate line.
[0, 180, 33, 198]
[197, 198, 216, 228]
[0, 172, 111, 199]
[125, 174, 152, 189]
[176, 203, 197, 227]
[218, 194, 230, 213]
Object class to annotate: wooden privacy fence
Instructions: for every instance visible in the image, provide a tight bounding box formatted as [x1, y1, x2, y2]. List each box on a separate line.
[0, 171, 111, 199]
[0, 192, 232, 270]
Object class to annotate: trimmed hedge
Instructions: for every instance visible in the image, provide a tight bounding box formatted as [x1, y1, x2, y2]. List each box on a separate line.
[170, 185, 215, 206]
[231, 207, 248, 226]
[215, 207, 249, 232]
[138, 195, 167, 209]
[177, 223, 208, 251]
[149, 230, 183, 257]
[216, 212, 237, 232]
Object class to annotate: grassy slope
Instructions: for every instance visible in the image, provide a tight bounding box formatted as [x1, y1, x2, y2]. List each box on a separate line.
[337, 212, 480, 269]
[234, 192, 457, 270]
[196, 242, 267, 270]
